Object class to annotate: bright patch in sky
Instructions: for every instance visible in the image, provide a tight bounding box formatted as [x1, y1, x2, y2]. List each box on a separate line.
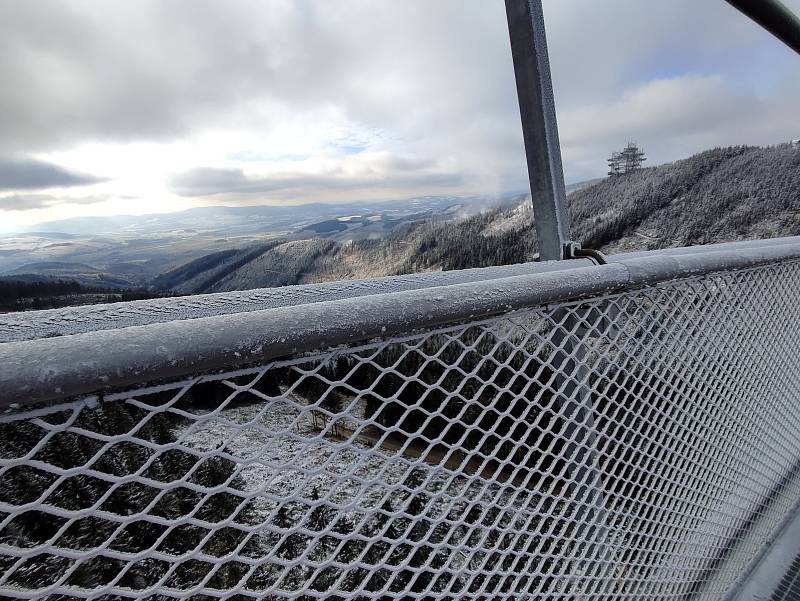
[0, 0, 799, 231]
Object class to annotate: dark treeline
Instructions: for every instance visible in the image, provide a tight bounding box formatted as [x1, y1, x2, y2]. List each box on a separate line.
[386, 215, 533, 273]
[150, 248, 242, 290]
[0, 279, 167, 312]
[151, 241, 284, 293]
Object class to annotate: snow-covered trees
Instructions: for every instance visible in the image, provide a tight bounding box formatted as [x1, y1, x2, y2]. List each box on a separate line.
[608, 142, 646, 176]
[573, 144, 800, 251]
[153, 143, 800, 290]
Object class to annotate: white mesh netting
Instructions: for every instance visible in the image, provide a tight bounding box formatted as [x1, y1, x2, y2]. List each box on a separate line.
[2, 260, 800, 600]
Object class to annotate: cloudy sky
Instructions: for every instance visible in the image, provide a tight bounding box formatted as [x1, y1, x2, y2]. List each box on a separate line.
[1, 0, 799, 231]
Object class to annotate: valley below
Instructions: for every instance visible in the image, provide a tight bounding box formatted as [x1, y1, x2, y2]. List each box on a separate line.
[3, 144, 800, 309]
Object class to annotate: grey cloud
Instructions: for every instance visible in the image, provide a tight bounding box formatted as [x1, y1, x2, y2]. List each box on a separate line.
[168, 165, 463, 198]
[168, 168, 250, 196]
[0, 194, 54, 211]
[1, 0, 799, 193]
[0, 158, 106, 192]
[559, 73, 800, 181]
[0, 193, 108, 211]
[0, 0, 362, 153]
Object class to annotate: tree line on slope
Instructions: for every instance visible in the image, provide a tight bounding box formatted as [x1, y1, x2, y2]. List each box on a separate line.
[154, 144, 800, 294]
[571, 144, 800, 251]
[0, 279, 163, 312]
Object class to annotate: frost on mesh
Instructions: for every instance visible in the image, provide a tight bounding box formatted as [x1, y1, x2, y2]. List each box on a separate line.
[2, 262, 800, 600]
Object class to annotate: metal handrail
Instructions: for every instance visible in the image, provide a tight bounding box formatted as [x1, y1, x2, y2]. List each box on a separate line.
[0, 258, 597, 343]
[3, 239, 800, 600]
[6, 237, 800, 344]
[3, 236, 800, 409]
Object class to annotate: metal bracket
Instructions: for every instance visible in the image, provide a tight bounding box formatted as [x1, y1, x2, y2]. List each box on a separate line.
[553, 240, 608, 264]
[562, 241, 582, 260]
[571, 245, 608, 265]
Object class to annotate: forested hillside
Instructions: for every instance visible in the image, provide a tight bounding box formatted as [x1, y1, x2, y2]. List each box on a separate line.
[571, 144, 800, 252]
[0, 278, 164, 312]
[154, 144, 800, 294]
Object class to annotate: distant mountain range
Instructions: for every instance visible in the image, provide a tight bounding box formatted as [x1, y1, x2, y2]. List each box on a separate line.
[13, 194, 518, 237]
[0, 193, 524, 286]
[4, 144, 798, 299]
[151, 144, 800, 294]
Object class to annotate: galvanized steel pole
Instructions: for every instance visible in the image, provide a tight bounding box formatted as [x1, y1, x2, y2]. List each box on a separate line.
[505, 4, 611, 583]
[725, 0, 800, 56]
[505, 0, 574, 261]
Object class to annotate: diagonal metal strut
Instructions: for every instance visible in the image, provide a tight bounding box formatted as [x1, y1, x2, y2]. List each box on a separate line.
[725, 0, 800, 56]
[504, 0, 574, 262]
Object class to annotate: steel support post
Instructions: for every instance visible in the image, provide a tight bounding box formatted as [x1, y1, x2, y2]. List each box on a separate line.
[504, 0, 574, 261]
[546, 308, 617, 595]
[724, 0, 800, 56]
[505, 3, 610, 588]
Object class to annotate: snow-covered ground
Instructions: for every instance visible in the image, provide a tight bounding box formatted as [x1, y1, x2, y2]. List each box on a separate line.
[173, 396, 540, 534]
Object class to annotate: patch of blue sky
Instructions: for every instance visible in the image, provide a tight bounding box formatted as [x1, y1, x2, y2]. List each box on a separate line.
[735, 44, 800, 97]
[627, 39, 797, 99]
[339, 145, 366, 155]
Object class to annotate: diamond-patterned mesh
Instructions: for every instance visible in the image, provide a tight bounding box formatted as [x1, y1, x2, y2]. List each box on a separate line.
[2, 260, 800, 600]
